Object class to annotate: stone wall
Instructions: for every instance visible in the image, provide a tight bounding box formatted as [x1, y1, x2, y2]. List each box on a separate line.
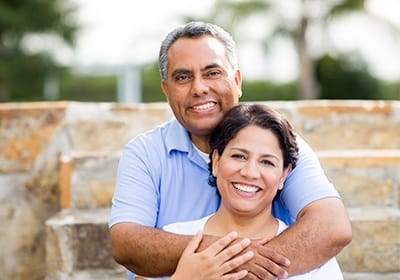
[1, 100, 399, 279]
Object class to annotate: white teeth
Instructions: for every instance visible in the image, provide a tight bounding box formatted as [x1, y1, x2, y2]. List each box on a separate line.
[192, 102, 215, 110]
[233, 183, 259, 193]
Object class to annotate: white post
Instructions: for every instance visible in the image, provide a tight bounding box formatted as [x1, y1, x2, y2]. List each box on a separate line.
[118, 65, 141, 103]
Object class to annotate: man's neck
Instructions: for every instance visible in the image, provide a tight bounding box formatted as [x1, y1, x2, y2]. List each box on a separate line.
[190, 134, 211, 153]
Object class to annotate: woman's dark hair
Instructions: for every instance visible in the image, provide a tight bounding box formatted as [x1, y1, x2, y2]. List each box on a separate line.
[208, 103, 299, 186]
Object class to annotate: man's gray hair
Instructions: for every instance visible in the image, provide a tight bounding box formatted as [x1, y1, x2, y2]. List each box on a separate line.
[158, 21, 238, 82]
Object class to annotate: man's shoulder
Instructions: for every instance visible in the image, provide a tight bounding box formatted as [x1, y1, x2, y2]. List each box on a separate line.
[123, 118, 191, 159]
[127, 118, 178, 145]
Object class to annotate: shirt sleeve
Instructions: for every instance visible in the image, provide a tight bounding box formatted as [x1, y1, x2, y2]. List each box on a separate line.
[109, 136, 160, 228]
[279, 135, 340, 220]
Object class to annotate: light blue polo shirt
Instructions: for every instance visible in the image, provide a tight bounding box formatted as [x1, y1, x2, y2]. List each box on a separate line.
[109, 117, 339, 229]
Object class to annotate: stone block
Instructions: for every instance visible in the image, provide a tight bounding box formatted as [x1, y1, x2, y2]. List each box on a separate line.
[59, 153, 119, 209]
[65, 102, 173, 153]
[319, 150, 400, 208]
[338, 207, 400, 273]
[291, 100, 400, 150]
[45, 208, 121, 278]
[0, 102, 67, 173]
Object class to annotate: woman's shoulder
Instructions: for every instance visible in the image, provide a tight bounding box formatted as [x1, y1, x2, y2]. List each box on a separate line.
[163, 215, 212, 235]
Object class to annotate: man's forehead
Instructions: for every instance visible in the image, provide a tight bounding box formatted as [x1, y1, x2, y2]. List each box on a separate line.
[168, 36, 225, 54]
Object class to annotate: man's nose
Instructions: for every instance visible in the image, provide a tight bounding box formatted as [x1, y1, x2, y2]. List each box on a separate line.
[190, 76, 209, 96]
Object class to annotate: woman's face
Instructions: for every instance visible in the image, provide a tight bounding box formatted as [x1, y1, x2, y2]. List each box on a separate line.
[212, 125, 290, 217]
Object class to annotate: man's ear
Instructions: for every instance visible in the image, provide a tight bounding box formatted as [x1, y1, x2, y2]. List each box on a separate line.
[234, 69, 243, 98]
[161, 80, 169, 100]
[211, 150, 220, 177]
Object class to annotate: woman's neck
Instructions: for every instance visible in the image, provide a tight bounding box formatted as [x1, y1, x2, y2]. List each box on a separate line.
[204, 207, 279, 240]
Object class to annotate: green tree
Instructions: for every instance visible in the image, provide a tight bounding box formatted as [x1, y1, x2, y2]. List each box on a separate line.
[0, 0, 79, 101]
[186, 0, 399, 100]
[315, 54, 381, 99]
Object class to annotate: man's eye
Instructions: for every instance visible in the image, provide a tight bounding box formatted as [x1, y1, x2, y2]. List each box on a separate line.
[175, 75, 188, 81]
[207, 71, 221, 78]
[174, 73, 192, 82]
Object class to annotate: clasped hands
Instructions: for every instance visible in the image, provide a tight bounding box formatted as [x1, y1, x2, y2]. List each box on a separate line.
[170, 230, 290, 280]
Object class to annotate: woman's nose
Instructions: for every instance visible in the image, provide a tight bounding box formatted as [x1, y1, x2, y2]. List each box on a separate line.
[240, 160, 260, 179]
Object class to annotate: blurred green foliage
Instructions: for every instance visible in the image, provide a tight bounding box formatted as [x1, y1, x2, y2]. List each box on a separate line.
[1, 0, 398, 102]
[0, 0, 78, 102]
[59, 72, 117, 102]
[56, 58, 399, 103]
[315, 54, 399, 100]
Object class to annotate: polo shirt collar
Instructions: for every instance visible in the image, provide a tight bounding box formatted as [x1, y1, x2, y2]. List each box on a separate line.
[165, 118, 192, 154]
[165, 118, 209, 170]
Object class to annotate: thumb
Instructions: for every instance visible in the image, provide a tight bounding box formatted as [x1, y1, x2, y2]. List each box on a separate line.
[183, 230, 203, 255]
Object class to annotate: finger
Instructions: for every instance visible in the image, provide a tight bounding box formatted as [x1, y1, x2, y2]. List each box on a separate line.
[220, 250, 254, 273]
[248, 263, 278, 280]
[221, 269, 248, 280]
[183, 230, 203, 254]
[204, 231, 240, 256]
[250, 258, 285, 280]
[242, 271, 261, 280]
[258, 246, 290, 267]
[216, 238, 252, 265]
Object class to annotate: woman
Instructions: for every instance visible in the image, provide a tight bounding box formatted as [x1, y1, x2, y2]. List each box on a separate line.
[140, 104, 343, 280]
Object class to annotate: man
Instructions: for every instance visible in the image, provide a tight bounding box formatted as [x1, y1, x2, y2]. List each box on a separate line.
[109, 21, 352, 280]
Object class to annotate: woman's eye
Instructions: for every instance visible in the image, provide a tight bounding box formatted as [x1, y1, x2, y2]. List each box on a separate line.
[232, 154, 245, 160]
[261, 160, 275, 167]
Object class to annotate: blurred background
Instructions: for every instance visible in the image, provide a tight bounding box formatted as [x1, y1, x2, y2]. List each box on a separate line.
[0, 0, 399, 103]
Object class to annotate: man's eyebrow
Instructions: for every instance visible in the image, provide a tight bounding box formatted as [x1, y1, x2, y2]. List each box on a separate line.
[170, 63, 223, 78]
[202, 63, 222, 71]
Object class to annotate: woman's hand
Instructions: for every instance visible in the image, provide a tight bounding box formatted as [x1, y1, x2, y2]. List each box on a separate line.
[171, 230, 254, 280]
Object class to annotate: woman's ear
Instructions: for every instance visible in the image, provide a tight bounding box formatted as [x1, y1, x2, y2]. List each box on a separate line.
[211, 150, 220, 177]
[279, 165, 292, 190]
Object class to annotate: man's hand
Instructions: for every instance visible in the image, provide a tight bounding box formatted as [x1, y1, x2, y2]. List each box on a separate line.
[238, 237, 290, 280]
[171, 230, 254, 280]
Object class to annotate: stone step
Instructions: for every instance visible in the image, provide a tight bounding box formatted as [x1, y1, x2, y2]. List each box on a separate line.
[58, 149, 400, 210]
[45, 208, 124, 279]
[45, 206, 400, 277]
[343, 272, 400, 280]
[45, 268, 126, 280]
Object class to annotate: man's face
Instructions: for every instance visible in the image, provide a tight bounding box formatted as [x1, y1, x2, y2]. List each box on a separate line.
[161, 36, 242, 140]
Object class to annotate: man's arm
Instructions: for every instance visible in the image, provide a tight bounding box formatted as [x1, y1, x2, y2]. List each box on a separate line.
[270, 197, 352, 275]
[110, 222, 258, 278]
[110, 223, 188, 276]
[245, 197, 352, 278]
